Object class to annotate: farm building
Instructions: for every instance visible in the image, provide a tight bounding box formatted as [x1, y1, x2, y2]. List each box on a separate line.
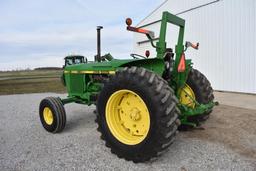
[133, 0, 256, 94]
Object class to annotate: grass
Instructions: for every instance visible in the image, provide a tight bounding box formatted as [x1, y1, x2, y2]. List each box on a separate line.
[0, 70, 66, 95]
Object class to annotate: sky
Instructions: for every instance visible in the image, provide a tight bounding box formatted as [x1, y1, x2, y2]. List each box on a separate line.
[0, 0, 163, 70]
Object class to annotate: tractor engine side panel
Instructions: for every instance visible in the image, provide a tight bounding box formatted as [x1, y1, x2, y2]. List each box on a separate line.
[64, 73, 85, 96]
[70, 74, 84, 95]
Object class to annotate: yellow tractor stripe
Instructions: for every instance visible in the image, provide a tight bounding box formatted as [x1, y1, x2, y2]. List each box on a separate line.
[64, 70, 116, 74]
[71, 71, 79, 74]
[80, 71, 94, 74]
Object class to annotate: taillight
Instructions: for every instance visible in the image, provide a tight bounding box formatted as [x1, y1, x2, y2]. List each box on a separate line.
[145, 50, 150, 58]
[178, 53, 186, 72]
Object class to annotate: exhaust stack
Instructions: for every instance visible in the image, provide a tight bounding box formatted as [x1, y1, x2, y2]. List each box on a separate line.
[96, 26, 103, 62]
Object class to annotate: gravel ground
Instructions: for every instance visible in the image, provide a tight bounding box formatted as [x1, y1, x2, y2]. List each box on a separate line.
[0, 93, 255, 171]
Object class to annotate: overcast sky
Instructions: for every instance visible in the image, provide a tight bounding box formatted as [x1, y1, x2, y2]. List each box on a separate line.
[0, 0, 162, 70]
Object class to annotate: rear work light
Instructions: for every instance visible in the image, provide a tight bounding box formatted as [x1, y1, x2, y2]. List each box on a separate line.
[125, 18, 155, 39]
[126, 18, 132, 26]
[178, 53, 186, 72]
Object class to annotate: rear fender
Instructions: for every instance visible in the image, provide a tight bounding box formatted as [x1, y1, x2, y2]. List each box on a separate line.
[119, 58, 165, 76]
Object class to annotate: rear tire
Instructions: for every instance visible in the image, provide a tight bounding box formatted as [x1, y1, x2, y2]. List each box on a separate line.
[39, 97, 66, 133]
[186, 68, 214, 122]
[96, 67, 181, 163]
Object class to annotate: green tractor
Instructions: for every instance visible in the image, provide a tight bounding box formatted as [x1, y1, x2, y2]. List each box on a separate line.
[39, 11, 217, 162]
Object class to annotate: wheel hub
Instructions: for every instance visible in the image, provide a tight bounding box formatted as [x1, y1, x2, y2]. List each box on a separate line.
[106, 89, 150, 145]
[178, 84, 196, 108]
[43, 107, 53, 125]
[129, 108, 141, 121]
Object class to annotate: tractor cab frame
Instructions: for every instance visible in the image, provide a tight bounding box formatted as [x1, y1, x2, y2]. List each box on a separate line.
[64, 55, 87, 67]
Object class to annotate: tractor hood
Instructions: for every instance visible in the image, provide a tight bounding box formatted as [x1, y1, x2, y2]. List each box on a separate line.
[64, 58, 165, 75]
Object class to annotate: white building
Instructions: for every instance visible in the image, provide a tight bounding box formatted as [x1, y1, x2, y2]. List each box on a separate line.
[133, 0, 256, 94]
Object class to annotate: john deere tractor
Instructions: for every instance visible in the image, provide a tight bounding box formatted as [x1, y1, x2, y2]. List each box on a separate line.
[39, 11, 217, 162]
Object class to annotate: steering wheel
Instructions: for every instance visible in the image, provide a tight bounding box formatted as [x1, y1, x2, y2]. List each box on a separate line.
[130, 53, 146, 59]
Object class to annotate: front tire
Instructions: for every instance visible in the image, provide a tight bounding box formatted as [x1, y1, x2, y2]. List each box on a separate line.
[96, 67, 180, 162]
[39, 97, 66, 133]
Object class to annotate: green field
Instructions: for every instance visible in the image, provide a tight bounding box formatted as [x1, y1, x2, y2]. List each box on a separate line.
[0, 70, 66, 95]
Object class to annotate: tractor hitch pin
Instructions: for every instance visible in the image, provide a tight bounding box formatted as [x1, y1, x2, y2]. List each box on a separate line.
[96, 26, 103, 62]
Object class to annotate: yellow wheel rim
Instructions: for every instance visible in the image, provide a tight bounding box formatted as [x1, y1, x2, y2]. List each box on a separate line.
[43, 107, 54, 125]
[178, 84, 196, 108]
[106, 89, 150, 145]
